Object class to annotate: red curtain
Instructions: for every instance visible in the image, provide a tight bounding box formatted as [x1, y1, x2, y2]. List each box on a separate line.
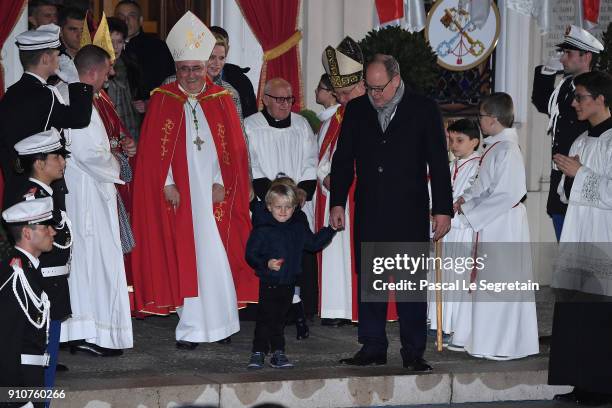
[235, 0, 303, 112]
[0, 0, 27, 99]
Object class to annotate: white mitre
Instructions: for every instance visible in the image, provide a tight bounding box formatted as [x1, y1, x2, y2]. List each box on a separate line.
[166, 11, 216, 62]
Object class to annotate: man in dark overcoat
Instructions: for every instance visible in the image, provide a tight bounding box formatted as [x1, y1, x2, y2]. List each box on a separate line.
[330, 55, 452, 371]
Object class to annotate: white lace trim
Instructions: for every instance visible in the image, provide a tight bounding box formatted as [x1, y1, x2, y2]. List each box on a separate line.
[581, 173, 600, 204]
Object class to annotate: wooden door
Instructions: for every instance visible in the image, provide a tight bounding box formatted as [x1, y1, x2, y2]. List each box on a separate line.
[97, 0, 210, 39]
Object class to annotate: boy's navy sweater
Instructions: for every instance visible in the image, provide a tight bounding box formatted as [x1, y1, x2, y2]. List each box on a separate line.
[246, 201, 335, 285]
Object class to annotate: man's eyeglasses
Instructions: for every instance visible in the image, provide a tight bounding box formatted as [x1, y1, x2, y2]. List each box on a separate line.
[365, 75, 396, 95]
[573, 93, 595, 103]
[265, 94, 295, 105]
[316, 85, 332, 93]
[477, 113, 495, 119]
[177, 65, 205, 75]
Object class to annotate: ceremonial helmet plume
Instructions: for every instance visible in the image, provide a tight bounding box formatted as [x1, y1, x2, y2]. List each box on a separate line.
[322, 36, 364, 89]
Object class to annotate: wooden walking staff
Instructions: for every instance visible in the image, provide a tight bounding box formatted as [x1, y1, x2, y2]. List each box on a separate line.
[435, 239, 443, 352]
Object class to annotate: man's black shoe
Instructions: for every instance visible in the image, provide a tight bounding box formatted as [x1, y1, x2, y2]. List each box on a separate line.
[55, 363, 68, 372]
[69, 342, 123, 357]
[339, 350, 387, 366]
[403, 357, 433, 372]
[553, 390, 578, 403]
[553, 388, 612, 406]
[216, 336, 232, 345]
[176, 340, 199, 350]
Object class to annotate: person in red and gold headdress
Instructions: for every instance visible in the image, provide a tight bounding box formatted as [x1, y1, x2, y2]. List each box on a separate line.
[130, 12, 254, 349]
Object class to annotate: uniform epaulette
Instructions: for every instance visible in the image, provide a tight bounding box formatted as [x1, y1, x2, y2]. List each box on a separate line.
[23, 187, 38, 200]
[9, 257, 22, 269]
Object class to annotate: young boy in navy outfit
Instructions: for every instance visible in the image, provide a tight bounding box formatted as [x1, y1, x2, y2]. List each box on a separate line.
[246, 183, 335, 369]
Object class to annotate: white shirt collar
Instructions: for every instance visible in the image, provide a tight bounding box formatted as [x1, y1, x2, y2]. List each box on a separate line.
[455, 151, 480, 164]
[483, 127, 518, 146]
[178, 83, 206, 99]
[15, 246, 40, 269]
[25, 71, 47, 85]
[29, 178, 53, 196]
[317, 104, 341, 122]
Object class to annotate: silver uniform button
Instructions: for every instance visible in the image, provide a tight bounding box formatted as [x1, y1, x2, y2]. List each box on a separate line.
[378, 166, 384, 173]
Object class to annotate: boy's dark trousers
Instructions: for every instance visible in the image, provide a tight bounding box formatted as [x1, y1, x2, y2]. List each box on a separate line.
[252, 283, 294, 353]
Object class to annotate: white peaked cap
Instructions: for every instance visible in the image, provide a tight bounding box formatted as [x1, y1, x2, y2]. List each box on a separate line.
[2, 197, 54, 225]
[166, 11, 216, 62]
[16, 24, 61, 51]
[14, 128, 63, 156]
[557, 25, 604, 54]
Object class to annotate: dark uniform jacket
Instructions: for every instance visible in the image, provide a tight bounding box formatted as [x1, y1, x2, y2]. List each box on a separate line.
[6, 180, 72, 321]
[0, 73, 93, 207]
[532, 66, 589, 215]
[222, 63, 258, 118]
[0, 248, 48, 390]
[330, 92, 453, 250]
[246, 209, 335, 285]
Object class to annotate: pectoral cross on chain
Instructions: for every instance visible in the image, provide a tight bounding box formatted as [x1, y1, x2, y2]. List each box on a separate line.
[193, 136, 204, 150]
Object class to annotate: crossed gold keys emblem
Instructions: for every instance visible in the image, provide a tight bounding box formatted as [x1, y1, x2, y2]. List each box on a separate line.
[437, 8, 485, 64]
[425, 0, 500, 71]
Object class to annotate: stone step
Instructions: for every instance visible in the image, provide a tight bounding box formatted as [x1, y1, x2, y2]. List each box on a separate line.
[57, 363, 570, 407]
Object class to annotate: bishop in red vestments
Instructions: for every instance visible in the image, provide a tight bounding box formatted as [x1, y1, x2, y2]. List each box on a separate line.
[130, 12, 254, 347]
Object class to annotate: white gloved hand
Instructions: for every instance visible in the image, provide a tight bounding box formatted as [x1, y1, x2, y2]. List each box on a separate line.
[55, 54, 80, 84]
[542, 55, 564, 75]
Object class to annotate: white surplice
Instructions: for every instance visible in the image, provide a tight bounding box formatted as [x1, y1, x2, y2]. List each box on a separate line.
[316, 105, 354, 320]
[168, 95, 240, 343]
[245, 112, 319, 229]
[316, 104, 341, 145]
[61, 107, 133, 349]
[458, 128, 539, 360]
[428, 152, 479, 343]
[555, 127, 612, 296]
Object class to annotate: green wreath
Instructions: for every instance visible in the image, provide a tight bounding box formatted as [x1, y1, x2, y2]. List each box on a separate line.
[358, 26, 440, 95]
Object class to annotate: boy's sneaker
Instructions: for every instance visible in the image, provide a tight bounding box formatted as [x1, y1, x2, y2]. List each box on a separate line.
[269, 350, 294, 368]
[247, 352, 265, 370]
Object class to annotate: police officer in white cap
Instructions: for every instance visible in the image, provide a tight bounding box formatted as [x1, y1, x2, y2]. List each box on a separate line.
[532, 25, 604, 241]
[6, 128, 73, 386]
[0, 197, 56, 403]
[0, 23, 93, 208]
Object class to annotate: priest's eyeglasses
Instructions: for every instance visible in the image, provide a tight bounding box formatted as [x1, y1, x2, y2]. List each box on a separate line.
[365, 75, 397, 95]
[573, 93, 595, 103]
[265, 94, 295, 105]
[177, 65, 205, 75]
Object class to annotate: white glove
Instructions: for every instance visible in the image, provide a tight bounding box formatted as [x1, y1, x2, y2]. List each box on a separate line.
[55, 54, 80, 84]
[542, 55, 563, 75]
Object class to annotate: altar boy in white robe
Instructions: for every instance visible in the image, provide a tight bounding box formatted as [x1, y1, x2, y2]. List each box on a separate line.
[61, 45, 133, 355]
[428, 119, 480, 350]
[454, 93, 539, 360]
[548, 71, 612, 405]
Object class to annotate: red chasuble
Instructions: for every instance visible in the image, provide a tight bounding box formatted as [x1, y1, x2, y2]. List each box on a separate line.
[130, 80, 255, 315]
